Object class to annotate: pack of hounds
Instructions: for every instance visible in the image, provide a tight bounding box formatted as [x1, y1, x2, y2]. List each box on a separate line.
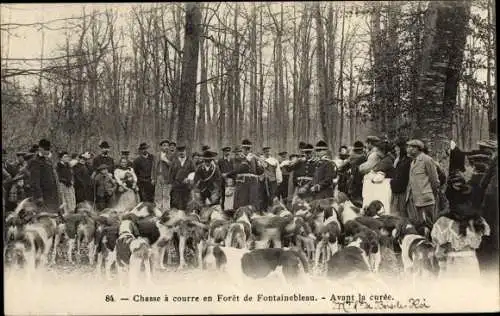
[4, 194, 440, 287]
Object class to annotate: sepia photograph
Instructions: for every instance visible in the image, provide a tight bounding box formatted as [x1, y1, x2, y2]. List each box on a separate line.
[2, 1, 498, 314]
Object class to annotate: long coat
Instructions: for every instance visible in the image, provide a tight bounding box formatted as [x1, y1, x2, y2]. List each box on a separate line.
[169, 157, 196, 210]
[28, 154, 61, 211]
[73, 162, 93, 203]
[312, 158, 337, 200]
[194, 162, 222, 206]
[406, 153, 440, 208]
[228, 157, 263, 211]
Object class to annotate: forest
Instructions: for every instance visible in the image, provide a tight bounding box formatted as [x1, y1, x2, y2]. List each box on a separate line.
[1, 1, 496, 167]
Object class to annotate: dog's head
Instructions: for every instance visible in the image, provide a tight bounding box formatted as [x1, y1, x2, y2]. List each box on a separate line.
[234, 206, 253, 222]
[362, 200, 385, 217]
[201, 244, 227, 271]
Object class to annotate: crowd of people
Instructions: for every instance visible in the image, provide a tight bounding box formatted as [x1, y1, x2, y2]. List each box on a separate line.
[2, 119, 498, 275]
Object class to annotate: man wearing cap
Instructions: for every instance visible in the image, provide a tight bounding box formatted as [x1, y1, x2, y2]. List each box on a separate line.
[406, 139, 440, 236]
[132, 143, 156, 203]
[286, 143, 316, 201]
[93, 141, 115, 175]
[194, 151, 222, 206]
[92, 164, 117, 210]
[154, 140, 173, 211]
[310, 140, 337, 200]
[218, 146, 234, 210]
[260, 146, 283, 209]
[169, 145, 196, 210]
[276, 151, 290, 202]
[227, 140, 265, 211]
[73, 153, 93, 204]
[27, 139, 61, 211]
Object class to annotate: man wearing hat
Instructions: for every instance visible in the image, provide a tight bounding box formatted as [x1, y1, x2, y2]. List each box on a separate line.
[334, 145, 350, 194]
[310, 140, 337, 200]
[260, 146, 283, 209]
[132, 143, 156, 203]
[227, 140, 265, 211]
[194, 150, 222, 206]
[27, 139, 61, 211]
[276, 151, 290, 202]
[93, 141, 115, 175]
[286, 143, 316, 202]
[155, 139, 173, 211]
[339, 141, 366, 204]
[169, 145, 196, 210]
[406, 139, 440, 236]
[73, 153, 93, 204]
[56, 151, 76, 215]
[93, 163, 117, 211]
[218, 146, 234, 210]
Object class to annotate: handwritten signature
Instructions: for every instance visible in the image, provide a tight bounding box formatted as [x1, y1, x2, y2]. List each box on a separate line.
[331, 298, 430, 312]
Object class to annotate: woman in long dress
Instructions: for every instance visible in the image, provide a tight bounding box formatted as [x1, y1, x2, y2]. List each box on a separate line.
[431, 173, 490, 282]
[113, 157, 139, 214]
[390, 139, 412, 217]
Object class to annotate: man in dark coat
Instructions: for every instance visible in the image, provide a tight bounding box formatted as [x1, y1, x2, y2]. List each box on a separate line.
[339, 141, 367, 205]
[310, 140, 337, 200]
[194, 151, 222, 207]
[169, 145, 196, 210]
[28, 139, 61, 211]
[73, 153, 93, 203]
[287, 143, 316, 201]
[276, 151, 290, 202]
[218, 146, 233, 210]
[93, 141, 115, 175]
[132, 143, 156, 203]
[228, 140, 265, 211]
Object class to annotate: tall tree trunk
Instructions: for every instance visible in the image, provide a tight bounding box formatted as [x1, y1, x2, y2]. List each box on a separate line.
[415, 1, 471, 160]
[177, 3, 201, 152]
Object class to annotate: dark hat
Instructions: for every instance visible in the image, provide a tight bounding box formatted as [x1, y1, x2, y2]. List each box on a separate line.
[353, 141, 365, 150]
[169, 141, 177, 147]
[278, 151, 288, 157]
[241, 139, 252, 148]
[96, 164, 109, 171]
[177, 145, 186, 151]
[159, 139, 170, 146]
[99, 141, 111, 149]
[222, 146, 231, 152]
[121, 150, 130, 156]
[298, 141, 307, 150]
[302, 144, 314, 152]
[366, 136, 381, 144]
[315, 140, 329, 151]
[138, 143, 149, 150]
[59, 151, 69, 159]
[406, 139, 425, 150]
[16, 151, 26, 157]
[289, 153, 299, 159]
[39, 139, 51, 150]
[202, 150, 217, 160]
[262, 146, 271, 151]
[233, 146, 243, 153]
[201, 145, 211, 152]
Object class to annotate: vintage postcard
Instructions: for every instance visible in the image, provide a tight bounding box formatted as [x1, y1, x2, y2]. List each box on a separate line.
[2, 1, 499, 314]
